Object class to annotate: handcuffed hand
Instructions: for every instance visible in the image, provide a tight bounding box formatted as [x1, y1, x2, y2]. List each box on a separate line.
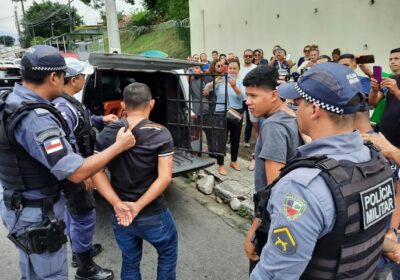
[113, 201, 133, 227]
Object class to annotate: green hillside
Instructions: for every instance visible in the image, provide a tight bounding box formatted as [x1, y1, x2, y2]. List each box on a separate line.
[104, 28, 190, 59]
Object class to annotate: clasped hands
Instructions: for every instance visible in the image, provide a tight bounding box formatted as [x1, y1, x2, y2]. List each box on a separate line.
[113, 201, 141, 227]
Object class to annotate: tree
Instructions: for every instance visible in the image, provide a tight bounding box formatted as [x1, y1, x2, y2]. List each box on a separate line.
[22, 1, 83, 47]
[0, 35, 15, 46]
[80, 0, 135, 9]
[142, 0, 188, 20]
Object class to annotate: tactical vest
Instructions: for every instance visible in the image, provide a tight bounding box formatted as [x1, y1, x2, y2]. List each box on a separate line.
[0, 90, 70, 194]
[255, 143, 395, 280]
[60, 93, 96, 157]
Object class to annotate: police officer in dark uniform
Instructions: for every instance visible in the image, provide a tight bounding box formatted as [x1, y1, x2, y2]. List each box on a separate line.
[250, 63, 395, 279]
[53, 57, 117, 280]
[0, 45, 135, 279]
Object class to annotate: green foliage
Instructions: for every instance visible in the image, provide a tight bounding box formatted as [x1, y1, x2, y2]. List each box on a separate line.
[131, 10, 158, 26]
[0, 36, 15, 46]
[23, 1, 83, 46]
[80, 0, 135, 9]
[115, 28, 190, 59]
[30, 36, 46, 46]
[236, 206, 251, 218]
[164, 0, 189, 20]
[142, 0, 188, 21]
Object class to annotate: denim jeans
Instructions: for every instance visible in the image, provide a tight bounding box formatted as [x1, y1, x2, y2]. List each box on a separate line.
[112, 209, 178, 280]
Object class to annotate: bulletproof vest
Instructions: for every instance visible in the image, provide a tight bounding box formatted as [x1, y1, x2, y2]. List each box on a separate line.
[60, 93, 96, 157]
[256, 143, 395, 280]
[0, 90, 70, 194]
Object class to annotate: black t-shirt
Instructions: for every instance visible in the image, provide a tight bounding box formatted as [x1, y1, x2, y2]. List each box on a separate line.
[379, 75, 400, 148]
[95, 119, 174, 216]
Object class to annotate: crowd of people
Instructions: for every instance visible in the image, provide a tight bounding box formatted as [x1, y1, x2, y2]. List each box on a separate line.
[1, 42, 400, 280]
[187, 46, 400, 279]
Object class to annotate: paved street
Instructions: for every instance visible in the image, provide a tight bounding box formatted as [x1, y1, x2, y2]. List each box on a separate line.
[0, 177, 249, 280]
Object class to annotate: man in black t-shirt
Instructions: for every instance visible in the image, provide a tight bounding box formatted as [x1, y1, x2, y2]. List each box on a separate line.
[92, 82, 178, 280]
[369, 48, 400, 148]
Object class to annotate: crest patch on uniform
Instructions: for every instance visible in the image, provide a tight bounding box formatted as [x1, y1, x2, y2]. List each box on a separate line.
[44, 138, 63, 154]
[272, 226, 297, 255]
[284, 193, 307, 221]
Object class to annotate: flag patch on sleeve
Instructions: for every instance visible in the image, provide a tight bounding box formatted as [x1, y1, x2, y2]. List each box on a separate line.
[44, 138, 63, 154]
[284, 193, 307, 221]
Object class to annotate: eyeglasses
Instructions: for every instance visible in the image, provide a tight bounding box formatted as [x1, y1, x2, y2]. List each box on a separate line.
[304, 49, 311, 52]
[244, 55, 253, 58]
[254, 53, 261, 57]
[216, 64, 223, 68]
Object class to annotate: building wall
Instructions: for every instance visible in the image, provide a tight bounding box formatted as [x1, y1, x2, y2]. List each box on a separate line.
[189, 0, 400, 73]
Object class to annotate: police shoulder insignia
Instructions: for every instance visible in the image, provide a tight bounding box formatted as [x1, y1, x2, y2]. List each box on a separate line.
[284, 193, 307, 221]
[34, 108, 49, 116]
[272, 226, 297, 255]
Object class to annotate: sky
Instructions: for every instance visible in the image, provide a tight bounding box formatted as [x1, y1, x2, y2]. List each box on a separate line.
[0, 0, 143, 43]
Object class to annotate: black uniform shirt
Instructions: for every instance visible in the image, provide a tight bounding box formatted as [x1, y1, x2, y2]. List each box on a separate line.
[95, 119, 174, 216]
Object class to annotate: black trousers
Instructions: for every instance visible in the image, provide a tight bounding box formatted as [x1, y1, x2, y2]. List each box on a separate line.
[208, 109, 243, 165]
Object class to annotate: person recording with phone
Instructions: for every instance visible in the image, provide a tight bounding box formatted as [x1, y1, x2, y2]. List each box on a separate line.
[204, 60, 245, 176]
[369, 48, 400, 148]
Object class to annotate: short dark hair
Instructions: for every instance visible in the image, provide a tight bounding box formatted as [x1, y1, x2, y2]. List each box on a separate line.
[212, 50, 218, 55]
[243, 49, 253, 54]
[123, 82, 152, 109]
[390, 48, 400, 54]
[332, 48, 341, 55]
[22, 70, 64, 85]
[242, 65, 278, 90]
[318, 55, 332, 62]
[338, 53, 355, 61]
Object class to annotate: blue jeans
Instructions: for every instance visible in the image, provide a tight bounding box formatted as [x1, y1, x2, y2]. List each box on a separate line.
[112, 209, 178, 280]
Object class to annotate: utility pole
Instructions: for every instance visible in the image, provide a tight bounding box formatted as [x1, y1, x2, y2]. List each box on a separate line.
[51, 19, 54, 37]
[20, 0, 25, 17]
[104, 0, 121, 53]
[14, 4, 21, 39]
[68, 0, 73, 33]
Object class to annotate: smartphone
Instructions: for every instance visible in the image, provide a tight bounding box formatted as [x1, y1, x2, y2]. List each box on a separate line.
[373, 66, 382, 83]
[355, 55, 375, 64]
[228, 74, 235, 81]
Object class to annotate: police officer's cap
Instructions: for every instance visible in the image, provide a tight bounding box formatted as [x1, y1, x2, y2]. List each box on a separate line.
[20, 45, 71, 72]
[64, 57, 94, 78]
[277, 63, 364, 115]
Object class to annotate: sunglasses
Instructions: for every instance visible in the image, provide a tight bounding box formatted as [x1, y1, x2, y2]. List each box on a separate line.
[244, 55, 253, 58]
[304, 49, 311, 52]
[216, 64, 223, 68]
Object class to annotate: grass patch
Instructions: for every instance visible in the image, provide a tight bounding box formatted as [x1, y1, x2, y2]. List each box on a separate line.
[104, 28, 189, 59]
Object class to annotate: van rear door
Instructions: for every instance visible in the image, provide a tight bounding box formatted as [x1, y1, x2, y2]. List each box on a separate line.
[86, 53, 227, 176]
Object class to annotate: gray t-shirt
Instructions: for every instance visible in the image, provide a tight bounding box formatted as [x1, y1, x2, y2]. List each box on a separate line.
[254, 110, 301, 191]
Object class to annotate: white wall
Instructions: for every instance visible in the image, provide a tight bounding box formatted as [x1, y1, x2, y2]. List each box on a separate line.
[189, 0, 400, 73]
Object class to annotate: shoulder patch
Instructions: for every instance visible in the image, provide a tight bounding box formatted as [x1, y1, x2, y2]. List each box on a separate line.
[35, 128, 61, 144]
[272, 226, 297, 255]
[34, 108, 50, 116]
[284, 193, 307, 221]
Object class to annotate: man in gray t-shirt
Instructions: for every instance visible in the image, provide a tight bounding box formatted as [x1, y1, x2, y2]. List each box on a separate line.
[254, 111, 300, 191]
[242, 65, 301, 273]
